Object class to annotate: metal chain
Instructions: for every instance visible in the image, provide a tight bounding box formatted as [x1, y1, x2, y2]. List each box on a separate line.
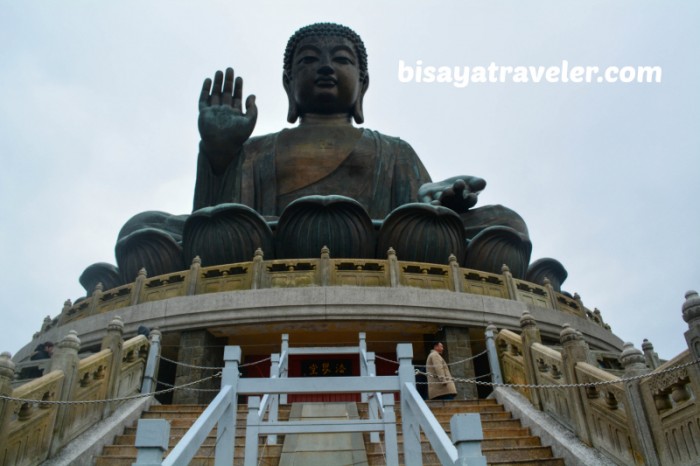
[375, 348, 488, 367]
[158, 355, 271, 369]
[240, 356, 272, 368]
[374, 354, 400, 365]
[416, 358, 700, 389]
[428, 349, 488, 367]
[0, 372, 222, 405]
[155, 379, 220, 392]
[158, 355, 222, 370]
[417, 372, 493, 384]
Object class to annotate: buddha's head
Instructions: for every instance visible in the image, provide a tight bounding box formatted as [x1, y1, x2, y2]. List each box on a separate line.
[283, 23, 369, 124]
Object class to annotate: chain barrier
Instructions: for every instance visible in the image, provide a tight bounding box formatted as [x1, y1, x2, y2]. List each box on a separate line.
[155, 379, 220, 393]
[240, 356, 272, 368]
[158, 355, 271, 370]
[158, 354, 222, 370]
[416, 372, 493, 384]
[416, 357, 700, 389]
[375, 348, 488, 367]
[0, 372, 222, 405]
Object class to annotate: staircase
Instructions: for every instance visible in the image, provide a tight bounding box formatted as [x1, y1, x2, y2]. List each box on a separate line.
[364, 399, 564, 465]
[95, 404, 289, 466]
[95, 399, 565, 465]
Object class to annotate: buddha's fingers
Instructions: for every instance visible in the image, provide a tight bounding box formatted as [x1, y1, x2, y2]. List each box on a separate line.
[199, 78, 212, 111]
[245, 95, 258, 123]
[222, 68, 235, 107]
[210, 70, 224, 106]
[233, 76, 243, 110]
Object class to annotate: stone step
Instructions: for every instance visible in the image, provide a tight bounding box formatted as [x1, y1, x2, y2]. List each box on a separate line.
[418, 404, 507, 414]
[148, 403, 208, 411]
[483, 427, 532, 439]
[482, 445, 557, 462]
[364, 434, 543, 454]
[100, 443, 282, 458]
[393, 411, 513, 422]
[366, 450, 564, 466]
[112, 434, 282, 448]
[95, 456, 278, 466]
[486, 459, 566, 466]
[96, 398, 565, 466]
[141, 411, 251, 420]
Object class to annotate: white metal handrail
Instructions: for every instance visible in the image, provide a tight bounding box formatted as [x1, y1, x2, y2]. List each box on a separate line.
[132, 340, 487, 466]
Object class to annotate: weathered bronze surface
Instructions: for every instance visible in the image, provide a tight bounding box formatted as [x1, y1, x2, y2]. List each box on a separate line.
[86, 22, 543, 291]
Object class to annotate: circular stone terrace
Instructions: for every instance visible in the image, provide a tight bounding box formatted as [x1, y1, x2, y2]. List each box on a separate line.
[15, 249, 622, 361]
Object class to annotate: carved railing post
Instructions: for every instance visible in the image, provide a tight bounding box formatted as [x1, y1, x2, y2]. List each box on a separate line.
[141, 329, 162, 394]
[185, 255, 202, 295]
[41, 315, 53, 333]
[573, 293, 585, 317]
[88, 282, 104, 316]
[320, 246, 330, 286]
[49, 330, 82, 456]
[0, 352, 16, 458]
[131, 268, 147, 306]
[57, 299, 72, 326]
[387, 248, 400, 287]
[682, 290, 700, 385]
[641, 339, 660, 370]
[559, 324, 592, 445]
[620, 342, 659, 465]
[501, 265, 519, 301]
[449, 254, 463, 292]
[519, 311, 543, 409]
[101, 316, 125, 418]
[543, 278, 559, 310]
[484, 324, 503, 385]
[252, 248, 265, 289]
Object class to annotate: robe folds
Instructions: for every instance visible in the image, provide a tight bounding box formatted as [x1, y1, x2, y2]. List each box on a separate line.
[193, 128, 432, 219]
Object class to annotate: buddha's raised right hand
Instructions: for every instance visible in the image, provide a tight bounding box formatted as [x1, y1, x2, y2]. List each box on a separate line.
[198, 68, 257, 174]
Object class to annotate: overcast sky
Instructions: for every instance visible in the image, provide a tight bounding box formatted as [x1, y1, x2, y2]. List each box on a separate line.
[1, 1, 698, 361]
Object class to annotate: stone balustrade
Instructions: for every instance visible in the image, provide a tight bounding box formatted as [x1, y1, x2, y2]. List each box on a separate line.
[492, 292, 700, 465]
[0, 317, 150, 466]
[41, 249, 605, 336]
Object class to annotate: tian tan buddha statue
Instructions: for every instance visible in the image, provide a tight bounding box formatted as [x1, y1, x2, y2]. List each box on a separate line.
[79, 23, 567, 296]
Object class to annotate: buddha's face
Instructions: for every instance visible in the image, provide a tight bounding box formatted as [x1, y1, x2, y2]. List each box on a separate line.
[285, 36, 366, 118]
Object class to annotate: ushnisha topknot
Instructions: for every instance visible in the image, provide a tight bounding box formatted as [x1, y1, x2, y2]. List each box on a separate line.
[284, 23, 368, 81]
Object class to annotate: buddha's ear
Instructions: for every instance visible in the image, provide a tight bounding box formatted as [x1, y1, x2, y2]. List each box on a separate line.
[283, 73, 299, 123]
[353, 75, 369, 124]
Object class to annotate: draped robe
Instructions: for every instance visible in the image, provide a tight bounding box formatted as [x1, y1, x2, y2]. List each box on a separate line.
[193, 128, 431, 219]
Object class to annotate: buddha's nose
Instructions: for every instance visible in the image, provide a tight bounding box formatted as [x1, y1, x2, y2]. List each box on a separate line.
[318, 64, 334, 75]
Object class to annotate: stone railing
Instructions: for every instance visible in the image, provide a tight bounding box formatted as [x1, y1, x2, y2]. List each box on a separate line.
[489, 291, 700, 466]
[638, 349, 699, 465]
[47, 248, 605, 333]
[0, 317, 150, 466]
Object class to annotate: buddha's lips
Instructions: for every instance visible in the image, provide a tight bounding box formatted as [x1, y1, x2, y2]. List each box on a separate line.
[315, 77, 337, 86]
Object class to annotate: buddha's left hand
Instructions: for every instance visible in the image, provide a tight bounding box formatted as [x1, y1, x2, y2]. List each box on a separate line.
[418, 176, 486, 213]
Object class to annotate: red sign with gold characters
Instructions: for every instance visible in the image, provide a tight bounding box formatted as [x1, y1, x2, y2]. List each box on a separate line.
[300, 359, 353, 377]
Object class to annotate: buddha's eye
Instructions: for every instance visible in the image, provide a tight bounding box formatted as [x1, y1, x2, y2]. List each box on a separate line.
[333, 56, 353, 65]
[298, 56, 318, 65]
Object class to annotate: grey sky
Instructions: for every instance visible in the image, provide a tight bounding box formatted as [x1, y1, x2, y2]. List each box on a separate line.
[1, 1, 698, 360]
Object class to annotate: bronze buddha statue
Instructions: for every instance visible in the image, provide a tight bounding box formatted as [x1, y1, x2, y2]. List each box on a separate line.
[80, 23, 545, 293]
